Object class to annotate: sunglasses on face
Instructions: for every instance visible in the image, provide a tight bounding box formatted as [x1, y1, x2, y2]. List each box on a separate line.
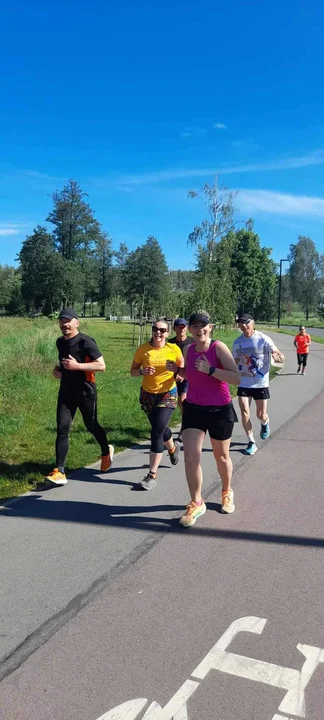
[152, 326, 168, 333]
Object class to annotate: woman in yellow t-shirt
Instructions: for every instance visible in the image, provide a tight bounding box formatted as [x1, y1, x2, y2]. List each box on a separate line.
[131, 319, 184, 490]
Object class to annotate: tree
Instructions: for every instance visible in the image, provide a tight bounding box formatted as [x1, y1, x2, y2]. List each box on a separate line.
[18, 226, 59, 313]
[94, 232, 113, 316]
[288, 236, 323, 320]
[123, 236, 171, 317]
[229, 226, 277, 319]
[47, 178, 102, 262]
[110, 242, 130, 300]
[188, 182, 238, 261]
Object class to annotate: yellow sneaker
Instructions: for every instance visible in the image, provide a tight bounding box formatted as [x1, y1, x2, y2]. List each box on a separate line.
[44, 468, 67, 486]
[221, 489, 235, 514]
[179, 500, 206, 527]
[100, 445, 114, 472]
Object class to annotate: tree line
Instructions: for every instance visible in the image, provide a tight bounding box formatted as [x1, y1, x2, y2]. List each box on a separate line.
[1, 178, 323, 322]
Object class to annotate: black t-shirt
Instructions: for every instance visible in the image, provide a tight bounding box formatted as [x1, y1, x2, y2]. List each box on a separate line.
[169, 336, 193, 355]
[56, 332, 102, 394]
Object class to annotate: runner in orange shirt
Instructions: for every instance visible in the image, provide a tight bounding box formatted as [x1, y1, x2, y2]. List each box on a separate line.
[294, 326, 311, 375]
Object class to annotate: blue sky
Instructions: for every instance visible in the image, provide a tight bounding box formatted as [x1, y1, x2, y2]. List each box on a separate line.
[1, 0, 324, 270]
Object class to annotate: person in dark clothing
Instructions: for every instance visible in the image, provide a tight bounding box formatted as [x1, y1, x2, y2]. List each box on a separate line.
[44, 308, 113, 486]
[168, 318, 193, 441]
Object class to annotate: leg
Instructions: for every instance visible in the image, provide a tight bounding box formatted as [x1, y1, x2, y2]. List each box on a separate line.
[211, 437, 233, 494]
[55, 393, 77, 469]
[148, 406, 174, 473]
[297, 353, 302, 372]
[238, 395, 253, 436]
[256, 399, 268, 424]
[78, 391, 109, 455]
[301, 354, 307, 374]
[182, 428, 205, 503]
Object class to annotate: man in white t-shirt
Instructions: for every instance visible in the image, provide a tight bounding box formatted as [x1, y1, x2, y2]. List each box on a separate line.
[232, 313, 285, 456]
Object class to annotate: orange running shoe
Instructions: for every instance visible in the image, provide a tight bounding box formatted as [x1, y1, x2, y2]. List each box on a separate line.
[44, 468, 67, 485]
[100, 445, 114, 472]
[221, 489, 235, 514]
[179, 500, 206, 527]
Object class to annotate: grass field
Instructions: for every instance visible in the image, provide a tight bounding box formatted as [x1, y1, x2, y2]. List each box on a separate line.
[0, 318, 241, 500]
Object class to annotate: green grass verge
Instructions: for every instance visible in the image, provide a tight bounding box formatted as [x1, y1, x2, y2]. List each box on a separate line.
[259, 325, 324, 345]
[0, 318, 242, 500]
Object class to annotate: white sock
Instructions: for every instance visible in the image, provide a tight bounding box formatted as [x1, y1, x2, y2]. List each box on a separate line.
[247, 433, 255, 444]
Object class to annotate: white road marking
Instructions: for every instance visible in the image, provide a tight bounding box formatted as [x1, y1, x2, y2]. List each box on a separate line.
[191, 616, 324, 717]
[95, 616, 324, 720]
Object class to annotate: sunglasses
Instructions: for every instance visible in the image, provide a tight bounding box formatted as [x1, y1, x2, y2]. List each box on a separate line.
[152, 326, 168, 333]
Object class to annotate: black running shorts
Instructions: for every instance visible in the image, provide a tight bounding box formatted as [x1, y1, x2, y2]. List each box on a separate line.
[237, 387, 270, 400]
[182, 400, 237, 441]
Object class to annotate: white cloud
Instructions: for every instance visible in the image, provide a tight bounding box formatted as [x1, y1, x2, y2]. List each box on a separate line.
[13, 169, 60, 181]
[238, 189, 324, 218]
[213, 122, 227, 129]
[118, 149, 324, 186]
[0, 222, 30, 237]
[180, 127, 206, 138]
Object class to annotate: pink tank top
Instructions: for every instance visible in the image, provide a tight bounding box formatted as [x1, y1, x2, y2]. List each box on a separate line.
[186, 341, 231, 406]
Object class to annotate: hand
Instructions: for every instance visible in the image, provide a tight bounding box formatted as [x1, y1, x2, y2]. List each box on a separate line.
[195, 353, 211, 374]
[142, 365, 156, 376]
[53, 366, 62, 379]
[61, 354, 80, 371]
[166, 360, 178, 372]
[272, 350, 285, 363]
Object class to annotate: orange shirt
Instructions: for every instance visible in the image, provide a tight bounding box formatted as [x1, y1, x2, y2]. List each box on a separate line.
[294, 333, 311, 354]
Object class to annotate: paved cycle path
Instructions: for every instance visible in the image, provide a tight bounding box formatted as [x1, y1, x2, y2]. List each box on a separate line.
[1, 332, 323, 708]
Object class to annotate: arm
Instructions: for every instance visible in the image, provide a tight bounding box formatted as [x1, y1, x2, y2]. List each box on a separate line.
[293, 337, 298, 348]
[61, 355, 106, 372]
[264, 333, 285, 363]
[172, 345, 188, 381]
[195, 342, 241, 385]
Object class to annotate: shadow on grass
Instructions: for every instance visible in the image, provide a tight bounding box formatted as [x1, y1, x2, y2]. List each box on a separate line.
[3, 496, 324, 548]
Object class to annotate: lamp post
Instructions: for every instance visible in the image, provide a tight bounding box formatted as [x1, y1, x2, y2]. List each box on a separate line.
[277, 258, 289, 329]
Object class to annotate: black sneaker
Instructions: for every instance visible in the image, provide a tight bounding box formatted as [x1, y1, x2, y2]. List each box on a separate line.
[169, 441, 180, 466]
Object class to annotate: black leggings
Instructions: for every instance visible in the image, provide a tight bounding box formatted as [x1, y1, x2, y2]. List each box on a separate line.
[147, 406, 174, 453]
[56, 389, 109, 467]
[297, 353, 308, 368]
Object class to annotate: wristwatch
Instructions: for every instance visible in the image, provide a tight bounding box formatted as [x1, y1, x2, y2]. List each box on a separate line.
[208, 365, 216, 376]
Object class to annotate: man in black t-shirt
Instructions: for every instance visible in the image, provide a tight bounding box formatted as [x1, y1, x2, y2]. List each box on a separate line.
[169, 318, 193, 441]
[44, 308, 113, 486]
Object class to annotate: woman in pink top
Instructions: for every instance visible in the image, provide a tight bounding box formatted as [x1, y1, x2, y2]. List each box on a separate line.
[177, 312, 240, 527]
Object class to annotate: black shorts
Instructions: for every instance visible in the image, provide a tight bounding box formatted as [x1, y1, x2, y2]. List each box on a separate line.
[176, 378, 189, 395]
[182, 400, 237, 441]
[238, 387, 270, 400]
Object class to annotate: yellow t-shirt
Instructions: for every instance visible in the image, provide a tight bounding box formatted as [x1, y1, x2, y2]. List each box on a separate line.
[133, 342, 183, 394]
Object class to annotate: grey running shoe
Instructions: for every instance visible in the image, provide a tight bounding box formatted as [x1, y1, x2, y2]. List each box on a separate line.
[169, 440, 180, 466]
[138, 472, 157, 490]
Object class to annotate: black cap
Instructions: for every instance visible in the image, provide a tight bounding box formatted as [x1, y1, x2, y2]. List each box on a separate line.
[58, 308, 78, 320]
[173, 318, 188, 327]
[238, 312, 254, 323]
[188, 313, 211, 326]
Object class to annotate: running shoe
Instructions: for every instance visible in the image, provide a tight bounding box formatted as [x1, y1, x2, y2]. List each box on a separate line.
[260, 422, 270, 440]
[169, 440, 180, 466]
[243, 441, 258, 456]
[221, 489, 235, 514]
[297, 367, 300, 373]
[179, 500, 206, 527]
[44, 468, 67, 485]
[301, 371, 306, 376]
[100, 445, 114, 472]
[138, 472, 157, 490]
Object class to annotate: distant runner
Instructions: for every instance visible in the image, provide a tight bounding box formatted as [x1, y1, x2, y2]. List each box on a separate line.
[294, 326, 311, 375]
[179, 312, 240, 527]
[130, 319, 184, 490]
[45, 308, 113, 486]
[232, 313, 285, 456]
[168, 317, 193, 441]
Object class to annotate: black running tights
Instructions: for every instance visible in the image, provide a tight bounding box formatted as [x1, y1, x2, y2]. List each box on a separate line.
[147, 406, 174, 453]
[297, 353, 308, 368]
[56, 390, 109, 467]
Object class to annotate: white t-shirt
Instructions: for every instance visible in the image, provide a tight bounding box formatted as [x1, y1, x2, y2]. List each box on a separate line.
[232, 331, 277, 389]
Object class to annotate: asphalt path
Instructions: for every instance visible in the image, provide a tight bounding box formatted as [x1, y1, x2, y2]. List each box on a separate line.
[269, 325, 324, 338]
[1, 331, 324, 720]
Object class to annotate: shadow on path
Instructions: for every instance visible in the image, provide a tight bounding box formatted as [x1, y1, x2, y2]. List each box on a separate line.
[3, 496, 324, 548]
